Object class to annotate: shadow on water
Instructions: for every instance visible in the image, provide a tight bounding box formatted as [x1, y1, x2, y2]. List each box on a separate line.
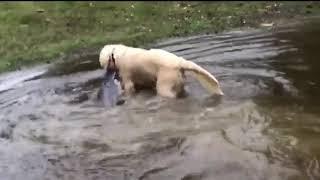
[1, 18, 320, 180]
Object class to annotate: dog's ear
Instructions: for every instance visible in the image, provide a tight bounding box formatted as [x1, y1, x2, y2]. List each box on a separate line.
[107, 54, 112, 67]
[111, 48, 116, 64]
[106, 53, 116, 70]
[111, 52, 115, 64]
[104, 47, 117, 71]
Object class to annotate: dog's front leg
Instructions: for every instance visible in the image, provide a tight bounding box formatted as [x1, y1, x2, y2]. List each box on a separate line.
[122, 79, 135, 96]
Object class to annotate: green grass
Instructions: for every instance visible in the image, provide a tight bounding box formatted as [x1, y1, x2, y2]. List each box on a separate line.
[1, 1, 320, 73]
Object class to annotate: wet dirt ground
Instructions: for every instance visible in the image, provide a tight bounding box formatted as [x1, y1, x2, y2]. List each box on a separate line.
[1, 18, 320, 180]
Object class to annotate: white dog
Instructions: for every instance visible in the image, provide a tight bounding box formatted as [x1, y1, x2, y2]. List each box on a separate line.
[99, 44, 224, 98]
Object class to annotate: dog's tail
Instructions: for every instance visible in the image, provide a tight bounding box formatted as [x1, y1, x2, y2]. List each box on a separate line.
[179, 59, 224, 95]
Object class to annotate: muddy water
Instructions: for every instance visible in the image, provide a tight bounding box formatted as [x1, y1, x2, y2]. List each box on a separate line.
[1, 19, 320, 180]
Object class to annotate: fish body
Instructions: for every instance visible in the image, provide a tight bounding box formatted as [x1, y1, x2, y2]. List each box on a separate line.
[101, 69, 124, 107]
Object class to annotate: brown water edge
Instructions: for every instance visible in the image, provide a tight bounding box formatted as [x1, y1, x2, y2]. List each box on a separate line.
[1, 18, 320, 180]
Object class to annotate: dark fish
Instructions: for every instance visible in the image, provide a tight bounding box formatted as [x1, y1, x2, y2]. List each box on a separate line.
[101, 69, 125, 107]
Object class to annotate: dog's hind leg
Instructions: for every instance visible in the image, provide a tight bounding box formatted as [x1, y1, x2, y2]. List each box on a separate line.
[156, 69, 184, 98]
[157, 83, 176, 98]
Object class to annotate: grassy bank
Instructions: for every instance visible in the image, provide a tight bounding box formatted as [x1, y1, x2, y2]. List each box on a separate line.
[1, 1, 320, 73]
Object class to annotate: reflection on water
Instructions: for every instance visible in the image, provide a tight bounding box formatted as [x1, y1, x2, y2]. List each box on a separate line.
[1, 18, 320, 180]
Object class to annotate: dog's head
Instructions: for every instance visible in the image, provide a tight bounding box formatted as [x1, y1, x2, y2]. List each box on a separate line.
[99, 45, 116, 70]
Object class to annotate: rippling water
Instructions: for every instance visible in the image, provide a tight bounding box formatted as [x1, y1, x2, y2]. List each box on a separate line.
[1, 19, 320, 180]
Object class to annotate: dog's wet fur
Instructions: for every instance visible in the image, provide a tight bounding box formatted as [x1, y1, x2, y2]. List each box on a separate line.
[99, 44, 224, 99]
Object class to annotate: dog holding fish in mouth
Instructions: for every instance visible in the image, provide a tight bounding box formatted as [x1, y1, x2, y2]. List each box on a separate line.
[99, 44, 224, 107]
